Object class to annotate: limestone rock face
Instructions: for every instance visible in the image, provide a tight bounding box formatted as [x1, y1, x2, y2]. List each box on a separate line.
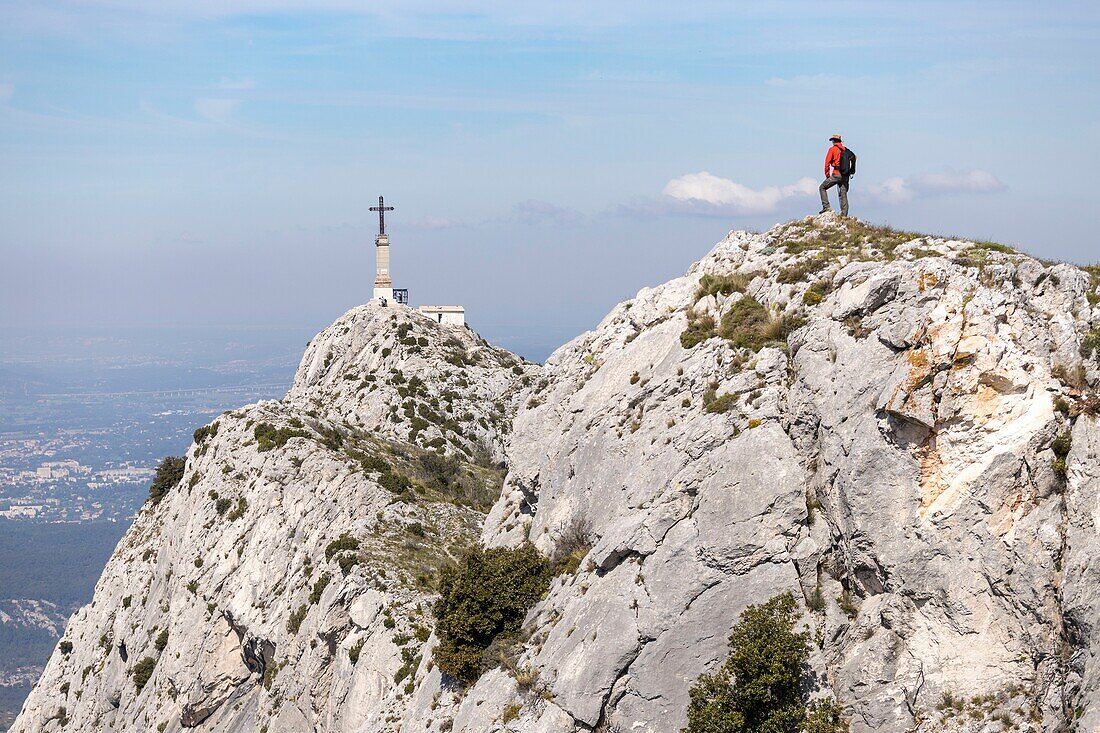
[13, 216, 1100, 733]
[11, 303, 529, 733]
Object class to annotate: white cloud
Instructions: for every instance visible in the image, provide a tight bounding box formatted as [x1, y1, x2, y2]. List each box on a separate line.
[510, 199, 583, 226]
[764, 73, 870, 91]
[866, 176, 913, 204]
[866, 169, 1006, 204]
[662, 171, 818, 215]
[212, 77, 255, 90]
[662, 168, 1007, 215]
[912, 169, 1006, 194]
[195, 97, 239, 123]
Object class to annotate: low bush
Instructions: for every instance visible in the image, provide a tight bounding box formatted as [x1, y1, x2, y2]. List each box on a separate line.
[132, 656, 157, 692]
[287, 604, 308, 634]
[379, 469, 413, 494]
[349, 638, 365, 664]
[254, 422, 310, 452]
[683, 593, 845, 733]
[433, 544, 551, 684]
[777, 257, 829, 284]
[1081, 329, 1100, 360]
[310, 572, 332, 604]
[147, 456, 185, 504]
[325, 533, 360, 561]
[719, 297, 770, 349]
[551, 518, 595, 576]
[502, 702, 522, 723]
[227, 496, 248, 521]
[802, 279, 832, 306]
[193, 422, 218, 445]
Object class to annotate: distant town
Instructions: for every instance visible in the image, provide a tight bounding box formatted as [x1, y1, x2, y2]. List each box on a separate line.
[0, 326, 310, 730]
[0, 436, 156, 522]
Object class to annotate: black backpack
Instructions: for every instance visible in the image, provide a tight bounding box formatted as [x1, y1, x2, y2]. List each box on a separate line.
[839, 148, 857, 177]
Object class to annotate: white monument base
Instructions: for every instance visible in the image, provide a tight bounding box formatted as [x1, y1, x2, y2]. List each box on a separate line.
[374, 287, 394, 302]
[419, 305, 465, 327]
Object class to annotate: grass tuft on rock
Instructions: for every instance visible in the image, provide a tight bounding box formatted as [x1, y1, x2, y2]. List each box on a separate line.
[696, 272, 756, 300]
[718, 298, 804, 351]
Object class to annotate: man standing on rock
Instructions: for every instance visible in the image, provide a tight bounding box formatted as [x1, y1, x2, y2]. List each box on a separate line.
[819, 134, 855, 216]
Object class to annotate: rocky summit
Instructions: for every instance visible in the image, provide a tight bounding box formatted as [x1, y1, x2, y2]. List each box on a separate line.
[12, 214, 1100, 733]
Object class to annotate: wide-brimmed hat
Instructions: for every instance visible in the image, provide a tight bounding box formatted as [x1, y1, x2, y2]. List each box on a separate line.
[829, 133, 843, 142]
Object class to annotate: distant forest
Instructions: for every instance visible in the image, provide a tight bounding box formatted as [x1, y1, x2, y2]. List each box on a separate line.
[0, 520, 127, 608]
[0, 519, 129, 731]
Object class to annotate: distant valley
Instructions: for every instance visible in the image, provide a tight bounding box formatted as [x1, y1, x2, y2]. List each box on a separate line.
[0, 327, 310, 730]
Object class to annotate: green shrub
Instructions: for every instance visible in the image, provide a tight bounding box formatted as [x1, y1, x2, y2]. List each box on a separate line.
[193, 422, 218, 445]
[379, 470, 413, 494]
[310, 572, 332, 604]
[802, 279, 832, 306]
[325, 533, 360, 561]
[348, 638, 365, 664]
[432, 544, 551, 684]
[719, 298, 804, 351]
[807, 584, 825, 612]
[804, 698, 847, 733]
[683, 593, 845, 733]
[147, 456, 185, 504]
[837, 590, 858, 617]
[287, 604, 308, 634]
[254, 422, 310, 452]
[1081, 329, 1100, 360]
[154, 629, 168, 652]
[1052, 431, 1072, 458]
[418, 452, 461, 491]
[318, 426, 344, 452]
[59, 641, 73, 655]
[719, 297, 770, 349]
[227, 496, 248, 521]
[132, 656, 157, 692]
[337, 553, 362, 575]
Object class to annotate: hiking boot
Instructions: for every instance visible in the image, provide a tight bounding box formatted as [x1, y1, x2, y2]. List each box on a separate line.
[818, 207, 831, 214]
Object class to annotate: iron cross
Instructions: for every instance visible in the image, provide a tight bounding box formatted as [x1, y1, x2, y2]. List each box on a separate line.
[370, 195, 394, 236]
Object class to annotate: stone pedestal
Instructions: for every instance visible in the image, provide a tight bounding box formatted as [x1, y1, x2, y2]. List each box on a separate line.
[373, 233, 393, 301]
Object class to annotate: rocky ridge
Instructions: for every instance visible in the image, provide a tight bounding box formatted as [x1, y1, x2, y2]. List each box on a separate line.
[12, 215, 1100, 733]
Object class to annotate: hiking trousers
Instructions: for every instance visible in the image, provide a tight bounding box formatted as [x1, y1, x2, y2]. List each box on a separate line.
[819, 175, 849, 215]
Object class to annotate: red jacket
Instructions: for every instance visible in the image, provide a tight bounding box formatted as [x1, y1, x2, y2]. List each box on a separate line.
[824, 142, 846, 177]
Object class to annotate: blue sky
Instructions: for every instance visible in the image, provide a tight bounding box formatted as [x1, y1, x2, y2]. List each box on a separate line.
[2, 1, 1099, 358]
